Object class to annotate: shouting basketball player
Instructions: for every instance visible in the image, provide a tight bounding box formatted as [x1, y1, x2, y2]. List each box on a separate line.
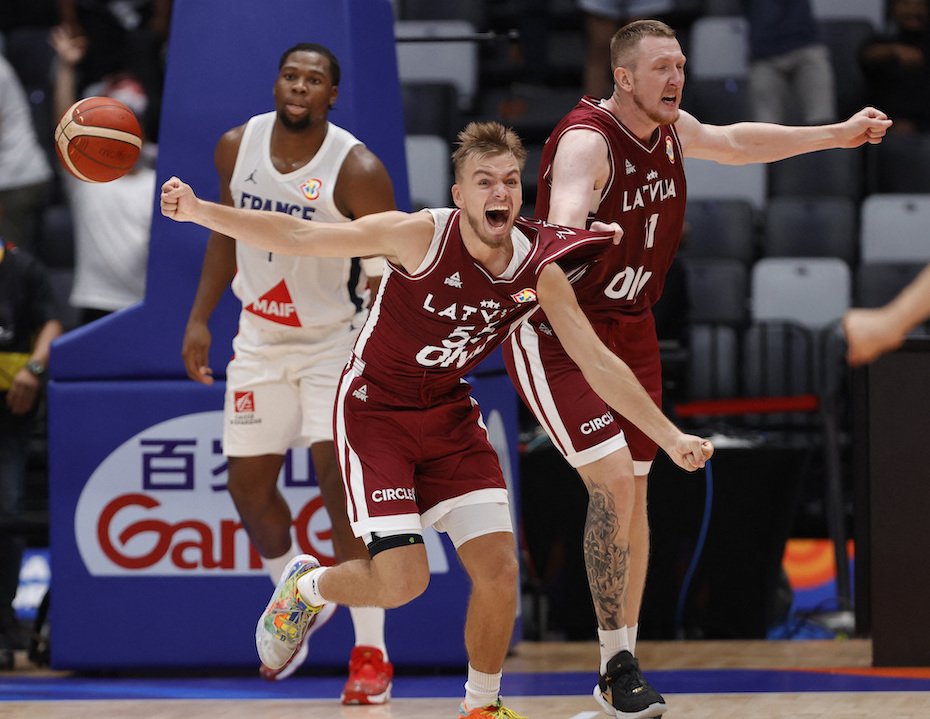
[161, 120, 714, 719]
[501, 19, 891, 718]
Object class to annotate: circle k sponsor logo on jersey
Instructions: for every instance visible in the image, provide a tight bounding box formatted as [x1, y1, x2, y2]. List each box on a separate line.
[74, 411, 335, 576]
[371, 487, 416, 503]
[580, 411, 615, 435]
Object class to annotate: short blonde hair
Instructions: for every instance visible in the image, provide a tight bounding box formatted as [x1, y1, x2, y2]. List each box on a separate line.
[609, 19, 677, 71]
[451, 121, 527, 180]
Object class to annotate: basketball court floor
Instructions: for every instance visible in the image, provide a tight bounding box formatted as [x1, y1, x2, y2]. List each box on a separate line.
[4, 639, 930, 718]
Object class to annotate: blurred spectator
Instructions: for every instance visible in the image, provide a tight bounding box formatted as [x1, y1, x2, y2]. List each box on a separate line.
[0, 227, 62, 655]
[860, 0, 930, 135]
[50, 25, 155, 324]
[743, 0, 837, 125]
[55, 0, 171, 140]
[0, 55, 54, 253]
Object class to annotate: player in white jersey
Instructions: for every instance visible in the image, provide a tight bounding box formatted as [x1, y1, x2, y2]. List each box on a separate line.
[162, 121, 713, 719]
[181, 43, 397, 703]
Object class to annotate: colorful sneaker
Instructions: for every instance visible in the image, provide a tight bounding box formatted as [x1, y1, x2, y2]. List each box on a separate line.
[458, 698, 528, 718]
[593, 650, 667, 718]
[255, 554, 326, 672]
[341, 645, 394, 704]
[259, 600, 337, 681]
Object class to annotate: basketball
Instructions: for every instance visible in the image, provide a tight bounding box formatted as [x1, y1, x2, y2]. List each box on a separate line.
[54, 96, 143, 183]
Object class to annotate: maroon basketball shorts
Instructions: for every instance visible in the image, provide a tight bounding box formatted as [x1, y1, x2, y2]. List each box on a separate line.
[334, 360, 510, 539]
[504, 310, 662, 475]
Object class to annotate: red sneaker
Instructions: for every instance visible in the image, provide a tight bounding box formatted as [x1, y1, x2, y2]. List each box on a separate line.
[340, 645, 393, 705]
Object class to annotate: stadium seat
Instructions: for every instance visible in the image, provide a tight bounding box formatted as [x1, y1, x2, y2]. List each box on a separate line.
[867, 133, 930, 194]
[860, 194, 930, 264]
[688, 16, 749, 80]
[405, 134, 451, 209]
[683, 257, 749, 326]
[683, 76, 751, 126]
[763, 196, 858, 265]
[810, 0, 885, 32]
[750, 256, 851, 329]
[682, 198, 757, 265]
[767, 147, 865, 201]
[395, 20, 479, 112]
[685, 157, 767, 210]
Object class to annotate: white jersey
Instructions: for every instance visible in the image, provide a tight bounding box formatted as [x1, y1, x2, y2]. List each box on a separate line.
[229, 112, 371, 337]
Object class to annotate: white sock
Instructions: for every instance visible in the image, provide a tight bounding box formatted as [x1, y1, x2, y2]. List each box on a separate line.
[297, 566, 329, 606]
[628, 623, 639, 656]
[463, 665, 501, 710]
[598, 627, 630, 674]
[263, 544, 298, 585]
[350, 606, 387, 658]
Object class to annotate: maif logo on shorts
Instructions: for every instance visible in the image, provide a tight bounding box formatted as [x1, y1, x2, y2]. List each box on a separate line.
[234, 391, 255, 413]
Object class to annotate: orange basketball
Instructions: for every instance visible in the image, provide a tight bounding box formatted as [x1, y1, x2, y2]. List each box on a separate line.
[54, 96, 143, 183]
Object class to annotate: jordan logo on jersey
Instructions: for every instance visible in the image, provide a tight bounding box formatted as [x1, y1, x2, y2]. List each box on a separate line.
[444, 272, 463, 288]
[352, 384, 369, 402]
[246, 280, 302, 327]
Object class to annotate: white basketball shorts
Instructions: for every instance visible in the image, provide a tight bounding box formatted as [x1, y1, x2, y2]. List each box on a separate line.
[223, 320, 360, 456]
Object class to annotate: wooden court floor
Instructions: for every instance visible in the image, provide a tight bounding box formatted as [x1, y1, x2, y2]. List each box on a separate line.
[5, 639, 930, 718]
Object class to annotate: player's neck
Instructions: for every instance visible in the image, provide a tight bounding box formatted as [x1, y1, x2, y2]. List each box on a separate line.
[270, 120, 328, 173]
[459, 222, 513, 277]
[602, 95, 661, 144]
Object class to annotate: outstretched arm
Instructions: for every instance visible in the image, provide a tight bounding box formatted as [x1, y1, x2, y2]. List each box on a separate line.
[536, 264, 713, 471]
[843, 263, 930, 366]
[161, 176, 428, 268]
[676, 106, 893, 165]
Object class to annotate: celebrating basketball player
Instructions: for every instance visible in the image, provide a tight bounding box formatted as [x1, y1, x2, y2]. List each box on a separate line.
[179, 43, 397, 701]
[501, 19, 891, 718]
[161, 121, 713, 719]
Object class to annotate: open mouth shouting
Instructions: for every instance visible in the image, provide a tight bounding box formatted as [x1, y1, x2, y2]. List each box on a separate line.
[485, 206, 510, 230]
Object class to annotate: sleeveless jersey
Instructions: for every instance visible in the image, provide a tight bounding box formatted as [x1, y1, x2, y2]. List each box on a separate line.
[349, 208, 614, 407]
[229, 112, 369, 332]
[535, 97, 688, 317]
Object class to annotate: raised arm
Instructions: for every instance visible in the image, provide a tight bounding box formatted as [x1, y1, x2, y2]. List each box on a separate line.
[536, 263, 713, 471]
[675, 107, 893, 165]
[161, 177, 432, 271]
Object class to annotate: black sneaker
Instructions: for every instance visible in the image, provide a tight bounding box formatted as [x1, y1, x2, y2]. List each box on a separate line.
[592, 650, 667, 718]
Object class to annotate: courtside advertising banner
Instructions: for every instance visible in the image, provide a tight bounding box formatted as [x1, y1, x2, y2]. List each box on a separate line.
[50, 376, 518, 669]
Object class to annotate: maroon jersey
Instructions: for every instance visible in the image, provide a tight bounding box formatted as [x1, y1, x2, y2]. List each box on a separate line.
[535, 96, 688, 317]
[350, 207, 613, 406]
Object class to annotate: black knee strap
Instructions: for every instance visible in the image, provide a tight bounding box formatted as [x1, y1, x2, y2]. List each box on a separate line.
[367, 532, 424, 558]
